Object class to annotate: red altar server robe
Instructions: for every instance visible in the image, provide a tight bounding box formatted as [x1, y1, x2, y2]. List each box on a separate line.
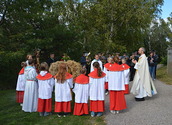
[54, 73, 73, 113]
[107, 63, 127, 111]
[103, 63, 113, 90]
[73, 74, 89, 115]
[36, 71, 55, 112]
[121, 64, 130, 94]
[88, 69, 106, 112]
[16, 68, 26, 103]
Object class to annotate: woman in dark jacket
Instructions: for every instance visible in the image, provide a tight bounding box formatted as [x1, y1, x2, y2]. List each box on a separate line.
[148, 51, 156, 80]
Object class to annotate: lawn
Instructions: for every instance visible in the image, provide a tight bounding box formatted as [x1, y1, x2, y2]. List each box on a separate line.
[0, 90, 105, 125]
[157, 66, 172, 85]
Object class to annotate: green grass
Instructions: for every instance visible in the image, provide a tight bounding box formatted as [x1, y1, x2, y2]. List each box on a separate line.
[0, 90, 105, 125]
[157, 66, 172, 85]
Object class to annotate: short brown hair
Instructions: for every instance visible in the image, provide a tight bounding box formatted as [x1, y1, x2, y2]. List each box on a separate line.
[80, 68, 87, 74]
[40, 62, 49, 71]
[21, 62, 27, 67]
[113, 56, 119, 63]
[26, 54, 32, 60]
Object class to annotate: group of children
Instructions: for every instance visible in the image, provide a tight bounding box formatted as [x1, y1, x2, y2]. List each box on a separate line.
[16, 55, 130, 117]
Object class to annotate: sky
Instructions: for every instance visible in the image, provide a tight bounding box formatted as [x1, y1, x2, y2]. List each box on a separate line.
[79, 0, 172, 19]
[161, 0, 172, 19]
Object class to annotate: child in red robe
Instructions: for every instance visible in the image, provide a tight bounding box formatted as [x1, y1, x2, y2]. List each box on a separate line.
[107, 56, 127, 114]
[54, 63, 73, 117]
[16, 62, 27, 106]
[89, 62, 106, 117]
[73, 68, 89, 116]
[121, 58, 130, 94]
[36, 62, 55, 116]
[103, 57, 114, 95]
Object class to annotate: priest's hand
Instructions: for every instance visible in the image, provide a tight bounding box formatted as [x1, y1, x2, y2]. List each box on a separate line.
[132, 59, 137, 64]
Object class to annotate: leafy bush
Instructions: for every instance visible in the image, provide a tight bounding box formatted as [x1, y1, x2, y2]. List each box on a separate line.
[160, 56, 167, 65]
[0, 51, 26, 90]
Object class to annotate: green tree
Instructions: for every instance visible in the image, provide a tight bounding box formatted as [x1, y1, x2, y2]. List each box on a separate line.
[0, 0, 165, 89]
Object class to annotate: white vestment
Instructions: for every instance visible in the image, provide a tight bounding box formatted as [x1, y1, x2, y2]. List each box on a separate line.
[16, 74, 26, 91]
[103, 67, 109, 82]
[73, 83, 89, 103]
[131, 54, 157, 98]
[55, 78, 73, 102]
[108, 71, 125, 91]
[89, 77, 105, 100]
[123, 69, 130, 85]
[22, 66, 38, 112]
[90, 59, 103, 72]
[37, 71, 55, 99]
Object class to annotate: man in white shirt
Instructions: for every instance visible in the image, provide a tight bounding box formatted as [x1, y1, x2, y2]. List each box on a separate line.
[90, 54, 103, 72]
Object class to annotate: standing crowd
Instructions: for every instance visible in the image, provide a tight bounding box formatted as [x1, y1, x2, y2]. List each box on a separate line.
[16, 47, 157, 117]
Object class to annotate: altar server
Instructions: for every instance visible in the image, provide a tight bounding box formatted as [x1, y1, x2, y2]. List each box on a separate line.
[103, 57, 114, 95]
[73, 68, 89, 116]
[54, 63, 73, 117]
[22, 59, 38, 112]
[121, 58, 130, 94]
[36, 62, 55, 116]
[107, 56, 127, 114]
[89, 62, 106, 117]
[16, 62, 27, 106]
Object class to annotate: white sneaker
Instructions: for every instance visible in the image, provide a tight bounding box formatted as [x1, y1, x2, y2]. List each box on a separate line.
[20, 103, 23, 106]
[57, 114, 61, 118]
[116, 111, 119, 114]
[110, 110, 115, 114]
[63, 115, 66, 117]
[105, 91, 109, 96]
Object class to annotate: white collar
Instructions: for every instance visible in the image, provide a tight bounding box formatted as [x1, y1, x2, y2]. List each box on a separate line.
[140, 54, 145, 58]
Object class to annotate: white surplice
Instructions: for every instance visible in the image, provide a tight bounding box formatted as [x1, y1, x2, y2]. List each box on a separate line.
[103, 67, 108, 82]
[123, 69, 130, 85]
[89, 77, 105, 100]
[55, 78, 73, 102]
[37, 71, 55, 99]
[16, 74, 26, 91]
[108, 71, 125, 91]
[73, 83, 89, 103]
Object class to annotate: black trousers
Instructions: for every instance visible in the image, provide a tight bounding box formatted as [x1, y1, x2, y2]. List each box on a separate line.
[130, 66, 136, 81]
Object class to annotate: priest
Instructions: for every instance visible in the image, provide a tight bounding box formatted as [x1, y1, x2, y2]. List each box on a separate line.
[131, 47, 157, 101]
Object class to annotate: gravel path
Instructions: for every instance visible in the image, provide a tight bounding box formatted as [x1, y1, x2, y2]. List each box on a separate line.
[104, 80, 172, 125]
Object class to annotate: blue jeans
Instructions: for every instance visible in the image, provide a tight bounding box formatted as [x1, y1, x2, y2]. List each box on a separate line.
[149, 66, 155, 80]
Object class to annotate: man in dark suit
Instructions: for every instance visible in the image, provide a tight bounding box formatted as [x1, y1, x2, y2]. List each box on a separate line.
[47, 53, 56, 66]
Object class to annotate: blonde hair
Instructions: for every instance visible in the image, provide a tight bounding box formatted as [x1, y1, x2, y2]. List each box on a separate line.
[107, 57, 114, 64]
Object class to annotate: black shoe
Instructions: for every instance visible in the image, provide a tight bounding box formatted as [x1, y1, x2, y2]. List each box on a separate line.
[135, 97, 145, 101]
[105, 90, 109, 95]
